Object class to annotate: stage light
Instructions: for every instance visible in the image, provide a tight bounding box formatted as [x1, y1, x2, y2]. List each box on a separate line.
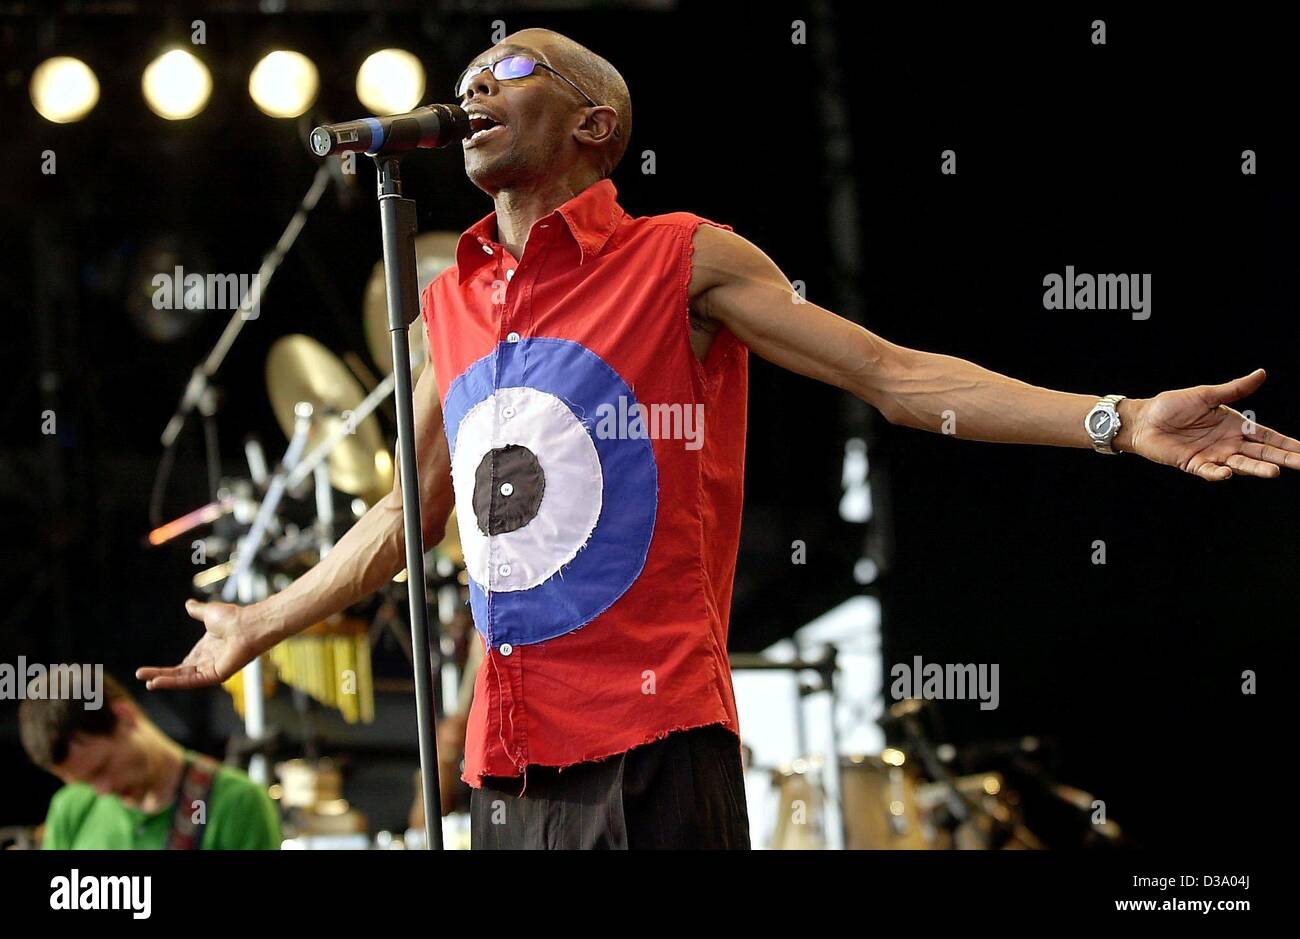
[142, 48, 212, 120]
[853, 557, 878, 585]
[249, 50, 319, 118]
[30, 56, 99, 124]
[356, 48, 425, 114]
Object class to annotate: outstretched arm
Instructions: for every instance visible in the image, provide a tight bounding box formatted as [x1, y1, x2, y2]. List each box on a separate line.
[688, 224, 1300, 481]
[137, 364, 455, 690]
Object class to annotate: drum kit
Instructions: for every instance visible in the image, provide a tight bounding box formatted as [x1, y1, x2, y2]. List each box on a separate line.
[147, 233, 474, 785]
[763, 696, 1124, 850]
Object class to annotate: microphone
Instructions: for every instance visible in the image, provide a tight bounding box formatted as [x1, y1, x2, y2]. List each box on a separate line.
[309, 103, 470, 157]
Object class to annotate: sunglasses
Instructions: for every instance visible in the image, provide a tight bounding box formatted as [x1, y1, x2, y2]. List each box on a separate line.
[454, 54, 599, 108]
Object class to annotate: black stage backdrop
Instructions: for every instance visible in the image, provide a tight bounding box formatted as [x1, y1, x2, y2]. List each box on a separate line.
[0, 4, 1294, 850]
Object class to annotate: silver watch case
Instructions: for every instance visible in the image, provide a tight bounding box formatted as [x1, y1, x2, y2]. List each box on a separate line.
[1084, 394, 1126, 455]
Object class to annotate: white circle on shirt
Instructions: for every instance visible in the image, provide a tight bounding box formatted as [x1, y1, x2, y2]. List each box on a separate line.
[450, 385, 603, 592]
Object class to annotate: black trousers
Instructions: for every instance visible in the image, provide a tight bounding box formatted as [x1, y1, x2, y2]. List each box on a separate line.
[469, 723, 751, 849]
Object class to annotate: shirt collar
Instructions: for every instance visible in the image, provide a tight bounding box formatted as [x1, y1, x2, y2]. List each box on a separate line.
[455, 178, 624, 284]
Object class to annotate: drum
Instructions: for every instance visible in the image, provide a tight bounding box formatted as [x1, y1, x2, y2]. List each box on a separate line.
[770, 752, 934, 849]
[840, 753, 933, 850]
[770, 758, 829, 849]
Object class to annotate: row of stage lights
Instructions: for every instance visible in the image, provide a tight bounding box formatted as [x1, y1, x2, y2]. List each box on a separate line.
[30, 47, 428, 124]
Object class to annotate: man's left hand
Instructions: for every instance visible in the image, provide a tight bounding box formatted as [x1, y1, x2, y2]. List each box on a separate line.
[1122, 368, 1300, 481]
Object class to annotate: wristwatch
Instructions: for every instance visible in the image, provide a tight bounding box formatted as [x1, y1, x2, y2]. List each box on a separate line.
[1084, 394, 1126, 455]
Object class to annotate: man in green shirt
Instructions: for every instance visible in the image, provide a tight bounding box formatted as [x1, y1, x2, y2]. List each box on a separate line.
[20, 672, 280, 850]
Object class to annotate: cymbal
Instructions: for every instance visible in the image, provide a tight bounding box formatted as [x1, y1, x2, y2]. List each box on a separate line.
[266, 335, 394, 501]
[364, 231, 460, 379]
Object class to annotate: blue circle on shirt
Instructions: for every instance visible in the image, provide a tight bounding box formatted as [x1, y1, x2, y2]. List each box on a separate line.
[442, 337, 658, 646]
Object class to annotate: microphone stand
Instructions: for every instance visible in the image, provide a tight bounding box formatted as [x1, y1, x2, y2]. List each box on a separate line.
[373, 154, 444, 851]
[158, 162, 333, 450]
[151, 162, 334, 527]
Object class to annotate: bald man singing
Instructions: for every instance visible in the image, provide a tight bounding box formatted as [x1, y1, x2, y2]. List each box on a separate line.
[140, 29, 1300, 850]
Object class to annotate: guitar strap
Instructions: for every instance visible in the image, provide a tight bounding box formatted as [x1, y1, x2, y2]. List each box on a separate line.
[165, 753, 221, 850]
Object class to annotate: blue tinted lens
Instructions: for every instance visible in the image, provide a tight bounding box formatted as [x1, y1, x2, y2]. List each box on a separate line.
[493, 55, 538, 81]
[456, 55, 538, 98]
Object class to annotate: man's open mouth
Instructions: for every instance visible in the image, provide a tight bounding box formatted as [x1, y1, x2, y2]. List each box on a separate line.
[465, 114, 505, 147]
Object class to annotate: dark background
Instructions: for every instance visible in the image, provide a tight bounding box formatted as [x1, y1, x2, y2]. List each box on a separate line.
[1, 2, 1293, 849]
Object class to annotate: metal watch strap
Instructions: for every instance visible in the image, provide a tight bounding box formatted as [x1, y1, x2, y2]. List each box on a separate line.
[1091, 394, 1126, 455]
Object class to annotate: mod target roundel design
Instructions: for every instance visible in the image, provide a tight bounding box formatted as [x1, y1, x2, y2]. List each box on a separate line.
[442, 337, 658, 647]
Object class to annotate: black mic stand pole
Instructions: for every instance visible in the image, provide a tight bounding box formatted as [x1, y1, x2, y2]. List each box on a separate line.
[373, 153, 444, 850]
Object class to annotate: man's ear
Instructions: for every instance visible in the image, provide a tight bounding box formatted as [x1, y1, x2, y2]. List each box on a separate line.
[574, 106, 620, 148]
[109, 698, 136, 731]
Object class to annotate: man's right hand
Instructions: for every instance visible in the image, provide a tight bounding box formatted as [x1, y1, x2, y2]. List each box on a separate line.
[137, 366, 454, 694]
[136, 599, 276, 690]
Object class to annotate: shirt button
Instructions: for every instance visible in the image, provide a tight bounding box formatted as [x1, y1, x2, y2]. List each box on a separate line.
[499, 642, 513, 657]
[481, 244, 494, 255]
[499, 482, 514, 496]
[506, 331, 521, 343]
[498, 563, 512, 576]
[506, 269, 515, 281]
[501, 405, 516, 420]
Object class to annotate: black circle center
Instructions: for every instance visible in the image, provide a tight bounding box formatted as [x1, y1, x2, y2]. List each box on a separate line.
[472, 444, 545, 536]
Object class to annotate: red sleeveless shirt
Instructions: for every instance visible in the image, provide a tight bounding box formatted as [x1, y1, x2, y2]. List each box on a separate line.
[420, 178, 748, 785]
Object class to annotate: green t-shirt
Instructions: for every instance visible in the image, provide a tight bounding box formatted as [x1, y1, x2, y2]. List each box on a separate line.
[41, 755, 281, 850]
